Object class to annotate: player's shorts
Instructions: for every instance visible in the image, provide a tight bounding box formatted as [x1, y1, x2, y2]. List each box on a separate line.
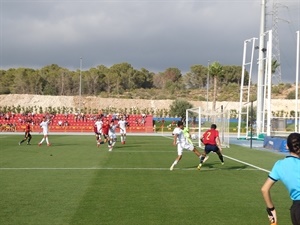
[43, 131, 48, 136]
[120, 129, 126, 135]
[94, 132, 101, 136]
[204, 144, 219, 154]
[291, 200, 300, 225]
[109, 133, 116, 139]
[25, 132, 31, 138]
[177, 142, 194, 155]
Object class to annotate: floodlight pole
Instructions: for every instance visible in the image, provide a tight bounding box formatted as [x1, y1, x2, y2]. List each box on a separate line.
[265, 30, 273, 136]
[296, 31, 299, 132]
[256, 0, 266, 136]
[250, 101, 253, 149]
[206, 60, 210, 112]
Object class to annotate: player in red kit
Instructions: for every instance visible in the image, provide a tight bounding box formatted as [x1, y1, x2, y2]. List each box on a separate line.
[101, 119, 110, 144]
[19, 121, 32, 145]
[197, 124, 224, 170]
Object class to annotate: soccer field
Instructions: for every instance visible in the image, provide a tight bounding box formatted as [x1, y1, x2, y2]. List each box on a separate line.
[0, 134, 291, 225]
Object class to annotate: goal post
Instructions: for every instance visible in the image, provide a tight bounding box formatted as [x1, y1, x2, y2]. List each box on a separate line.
[186, 107, 230, 148]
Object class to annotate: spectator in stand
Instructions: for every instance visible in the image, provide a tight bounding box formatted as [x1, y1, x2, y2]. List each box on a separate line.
[18, 117, 23, 124]
[141, 113, 146, 121]
[141, 114, 146, 126]
[80, 112, 85, 122]
[138, 118, 142, 125]
[5, 113, 10, 121]
[58, 120, 63, 126]
[64, 120, 69, 127]
[74, 112, 79, 122]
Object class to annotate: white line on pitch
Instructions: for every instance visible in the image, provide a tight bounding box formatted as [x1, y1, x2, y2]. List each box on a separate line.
[112, 151, 173, 153]
[0, 167, 259, 171]
[223, 154, 270, 173]
[0, 167, 167, 170]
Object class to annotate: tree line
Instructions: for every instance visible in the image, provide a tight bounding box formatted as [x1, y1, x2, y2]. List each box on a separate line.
[0, 62, 248, 96]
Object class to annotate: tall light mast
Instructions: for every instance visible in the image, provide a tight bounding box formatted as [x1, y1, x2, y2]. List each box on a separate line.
[256, 0, 267, 136]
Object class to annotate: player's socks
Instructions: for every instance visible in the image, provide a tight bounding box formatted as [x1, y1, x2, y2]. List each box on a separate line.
[197, 163, 202, 170]
[203, 155, 209, 163]
[170, 160, 178, 170]
[219, 155, 224, 163]
[199, 155, 205, 163]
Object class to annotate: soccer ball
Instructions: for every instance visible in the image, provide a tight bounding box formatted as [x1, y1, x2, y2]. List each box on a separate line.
[191, 133, 198, 140]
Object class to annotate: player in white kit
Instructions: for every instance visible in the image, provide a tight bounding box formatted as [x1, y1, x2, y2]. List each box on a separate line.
[38, 117, 51, 146]
[108, 120, 118, 151]
[94, 118, 103, 147]
[118, 116, 127, 144]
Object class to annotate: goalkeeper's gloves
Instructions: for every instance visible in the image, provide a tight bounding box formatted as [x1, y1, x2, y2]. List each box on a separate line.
[266, 207, 277, 224]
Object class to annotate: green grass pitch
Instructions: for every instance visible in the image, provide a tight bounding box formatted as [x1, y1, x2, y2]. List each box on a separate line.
[0, 134, 292, 225]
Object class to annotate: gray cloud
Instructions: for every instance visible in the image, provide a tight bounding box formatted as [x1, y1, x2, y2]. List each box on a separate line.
[1, 0, 299, 82]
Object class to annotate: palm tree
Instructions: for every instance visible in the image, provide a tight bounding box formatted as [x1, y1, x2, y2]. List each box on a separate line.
[271, 59, 280, 74]
[209, 62, 223, 112]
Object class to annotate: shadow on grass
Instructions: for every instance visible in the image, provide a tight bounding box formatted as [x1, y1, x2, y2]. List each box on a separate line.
[185, 163, 249, 170]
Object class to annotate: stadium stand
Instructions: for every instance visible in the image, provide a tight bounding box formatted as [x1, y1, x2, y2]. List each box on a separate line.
[0, 113, 153, 133]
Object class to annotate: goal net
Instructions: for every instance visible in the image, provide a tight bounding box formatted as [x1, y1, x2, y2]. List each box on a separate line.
[185, 107, 230, 148]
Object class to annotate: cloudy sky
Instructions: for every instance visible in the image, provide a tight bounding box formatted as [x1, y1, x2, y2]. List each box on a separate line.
[1, 0, 299, 83]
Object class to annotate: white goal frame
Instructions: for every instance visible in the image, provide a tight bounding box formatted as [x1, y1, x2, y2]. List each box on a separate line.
[185, 107, 230, 148]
